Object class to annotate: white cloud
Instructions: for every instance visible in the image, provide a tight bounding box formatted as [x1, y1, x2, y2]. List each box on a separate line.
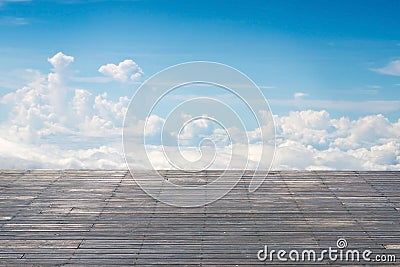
[270, 99, 400, 113]
[294, 92, 308, 99]
[129, 110, 400, 171]
[278, 110, 331, 146]
[272, 111, 400, 170]
[48, 52, 74, 70]
[145, 114, 165, 137]
[98, 59, 143, 83]
[72, 89, 94, 118]
[93, 93, 129, 124]
[0, 52, 399, 171]
[0, 52, 135, 168]
[372, 59, 400, 76]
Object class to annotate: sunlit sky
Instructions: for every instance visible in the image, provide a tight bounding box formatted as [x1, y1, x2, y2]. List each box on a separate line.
[0, 0, 399, 170]
[1, 0, 400, 115]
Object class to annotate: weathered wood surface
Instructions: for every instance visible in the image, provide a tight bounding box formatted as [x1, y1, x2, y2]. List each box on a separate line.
[0, 170, 399, 266]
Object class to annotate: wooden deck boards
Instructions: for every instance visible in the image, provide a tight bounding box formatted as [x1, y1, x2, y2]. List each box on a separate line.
[0, 170, 399, 265]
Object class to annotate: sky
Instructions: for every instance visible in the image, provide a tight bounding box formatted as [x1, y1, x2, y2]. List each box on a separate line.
[0, 0, 399, 170]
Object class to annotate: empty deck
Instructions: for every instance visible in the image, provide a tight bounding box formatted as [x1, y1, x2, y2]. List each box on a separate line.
[0, 170, 399, 265]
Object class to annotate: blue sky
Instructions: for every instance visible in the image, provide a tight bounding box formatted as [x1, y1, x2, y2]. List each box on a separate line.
[0, 0, 399, 170]
[1, 0, 399, 115]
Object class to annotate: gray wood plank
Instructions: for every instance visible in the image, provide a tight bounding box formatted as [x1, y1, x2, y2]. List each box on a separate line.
[0, 170, 398, 265]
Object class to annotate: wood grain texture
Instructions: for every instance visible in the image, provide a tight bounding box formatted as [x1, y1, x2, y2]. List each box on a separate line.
[0, 170, 399, 265]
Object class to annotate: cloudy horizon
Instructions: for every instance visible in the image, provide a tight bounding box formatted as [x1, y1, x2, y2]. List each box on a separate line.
[0, 1, 399, 170]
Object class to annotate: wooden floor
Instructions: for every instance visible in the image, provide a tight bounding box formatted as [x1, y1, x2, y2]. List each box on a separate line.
[0, 170, 399, 266]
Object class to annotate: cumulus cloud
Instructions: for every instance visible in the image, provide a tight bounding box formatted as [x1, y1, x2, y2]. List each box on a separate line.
[0, 52, 134, 168]
[0, 52, 399, 170]
[273, 111, 400, 170]
[133, 110, 400, 171]
[0, 51, 121, 141]
[47, 52, 75, 116]
[278, 110, 331, 146]
[372, 59, 400, 76]
[48, 52, 74, 70]
[98, 59, 143, 83]
[145, 114, 165, 137]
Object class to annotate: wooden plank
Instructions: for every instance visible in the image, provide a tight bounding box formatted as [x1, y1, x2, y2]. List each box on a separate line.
[0, 170, 398, 265]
